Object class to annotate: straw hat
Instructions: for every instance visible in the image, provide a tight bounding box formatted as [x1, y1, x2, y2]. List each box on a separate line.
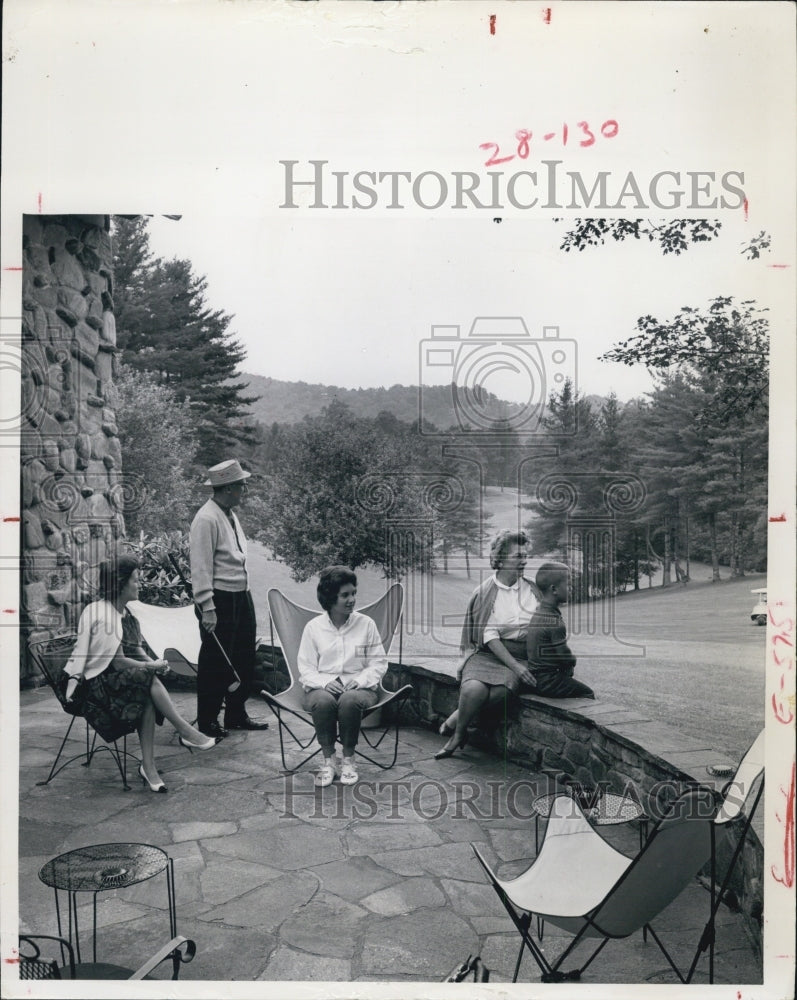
[203, 459, 251, 487]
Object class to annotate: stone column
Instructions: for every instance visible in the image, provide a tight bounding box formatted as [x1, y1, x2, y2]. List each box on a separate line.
[19, 215, 124, 681]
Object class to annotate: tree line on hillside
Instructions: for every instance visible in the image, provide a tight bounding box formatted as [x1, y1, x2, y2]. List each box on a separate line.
[109, 216, 769, 593]
[243, 373, 522, 429]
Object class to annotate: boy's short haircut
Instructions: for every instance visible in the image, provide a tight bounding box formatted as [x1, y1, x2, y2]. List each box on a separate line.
[535, 561, 570, 592]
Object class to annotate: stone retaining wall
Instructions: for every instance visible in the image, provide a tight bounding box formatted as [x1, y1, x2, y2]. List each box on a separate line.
[383, 660, 764, 958]
[20, 215, 124, 681]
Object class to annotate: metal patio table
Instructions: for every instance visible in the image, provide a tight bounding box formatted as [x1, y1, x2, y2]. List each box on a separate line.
[531, 790, 649, 854]
[39, 842, 176, 964]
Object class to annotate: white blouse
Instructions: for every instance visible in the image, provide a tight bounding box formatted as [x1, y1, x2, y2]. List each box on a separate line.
[297, 611, 388, 691]
[482, 576, 539, 644]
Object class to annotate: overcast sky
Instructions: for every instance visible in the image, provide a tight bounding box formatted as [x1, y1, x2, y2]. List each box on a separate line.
[144, 211, 771, 403]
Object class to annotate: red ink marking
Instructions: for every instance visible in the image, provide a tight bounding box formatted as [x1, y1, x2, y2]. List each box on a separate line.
[769, 514, 787, 521]
[743, 198, 749, 221]
[577, 121, 596, 147]
[767, 264, 790, 269]
[771, 760, 795, 888]
[479, 120, 616, 162]
[737, 992, 742, 1000]
[773, 634, 794, 648]
[772, 692, 793, 725]
[3, 957, 20, 965]
[768, 607, 794, 630]
[3, 516, 20, 522]
[37, 193, 42, 213]
[3, 267, 23, 271]
[542, 7, 551, 23]
[3, 609, 16, 615]
[489, 14, 496, 35]
[479, 142, 514, 167]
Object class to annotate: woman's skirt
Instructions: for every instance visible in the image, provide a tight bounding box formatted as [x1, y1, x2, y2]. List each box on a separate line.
[81, 664, 161, 743]
[460, 637, 526, 694]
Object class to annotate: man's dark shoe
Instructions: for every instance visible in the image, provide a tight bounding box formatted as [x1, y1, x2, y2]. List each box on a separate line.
[224, 715, 269, 731]
[199, 721, 229, 739]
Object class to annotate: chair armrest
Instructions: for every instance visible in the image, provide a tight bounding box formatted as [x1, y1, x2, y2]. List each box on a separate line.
[129, 936, 196, 980]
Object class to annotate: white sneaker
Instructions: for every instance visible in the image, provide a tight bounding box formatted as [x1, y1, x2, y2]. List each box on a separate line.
[315, 759, 337, 787]
[339, 757, 358, 785]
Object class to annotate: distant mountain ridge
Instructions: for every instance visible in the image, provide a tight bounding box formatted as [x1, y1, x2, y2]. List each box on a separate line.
[240, 372, 621, 428]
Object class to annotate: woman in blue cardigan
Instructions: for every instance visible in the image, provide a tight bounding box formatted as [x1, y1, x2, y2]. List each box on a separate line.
[435, 530, 541, 759]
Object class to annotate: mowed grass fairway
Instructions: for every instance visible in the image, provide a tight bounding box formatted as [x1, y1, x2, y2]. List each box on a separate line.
[245, 488, 766, 761]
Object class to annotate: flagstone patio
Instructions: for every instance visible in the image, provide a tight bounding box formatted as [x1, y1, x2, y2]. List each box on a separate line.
[16, 686, 762, 985]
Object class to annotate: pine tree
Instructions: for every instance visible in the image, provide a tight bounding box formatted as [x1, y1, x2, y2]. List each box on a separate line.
[111, 216, 258, 467]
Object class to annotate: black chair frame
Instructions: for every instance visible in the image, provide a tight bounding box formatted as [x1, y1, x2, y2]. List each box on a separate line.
[18, 932, 196, 980]
[28, 632, 139, 790]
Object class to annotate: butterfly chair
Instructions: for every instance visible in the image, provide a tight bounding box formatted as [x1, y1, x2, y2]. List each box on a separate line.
[18, 933, 196, 981]
[127, 600, 201, 681]
[263, 584, 413, 771]
[28, 634, 138, 790]
[473, 785, 717, 983]
[686, 729, 765, 983]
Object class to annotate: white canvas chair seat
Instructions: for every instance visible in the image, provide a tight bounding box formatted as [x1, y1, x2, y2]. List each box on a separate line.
[687, 728, 765, 983]
[263, 584, 412, 771]
[473, 786, 716, 983]
[495, 797, 633, 928]
[127, 601, 200, 677]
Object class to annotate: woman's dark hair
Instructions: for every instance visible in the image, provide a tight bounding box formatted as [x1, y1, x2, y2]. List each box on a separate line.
[316, 565, 357, 611]
[98, 555, 140, 603]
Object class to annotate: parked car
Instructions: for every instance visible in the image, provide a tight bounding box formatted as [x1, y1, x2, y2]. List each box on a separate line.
[750, 588, 767, 626]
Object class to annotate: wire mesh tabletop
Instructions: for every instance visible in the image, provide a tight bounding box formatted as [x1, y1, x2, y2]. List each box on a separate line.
[38, 843, 176, 964]
[39, 843, 169, 892]
[531, 790, 649, 856]
[531, 792, 646, 826]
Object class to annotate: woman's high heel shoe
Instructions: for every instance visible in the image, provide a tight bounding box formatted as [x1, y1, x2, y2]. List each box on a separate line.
[179, 733, 217, 752]
[138, 764, 168, 793]
[434, 739, 466, 760]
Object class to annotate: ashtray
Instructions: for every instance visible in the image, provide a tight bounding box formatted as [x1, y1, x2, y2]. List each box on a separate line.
[565, 782, 604, 811]
[706, 764, 735, 778]
[97, 866, 129, 888]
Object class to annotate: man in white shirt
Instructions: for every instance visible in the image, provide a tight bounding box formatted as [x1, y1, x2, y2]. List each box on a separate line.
[189, 459, 269, 738]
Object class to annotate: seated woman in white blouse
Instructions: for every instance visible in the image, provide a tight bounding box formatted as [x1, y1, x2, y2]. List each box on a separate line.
[63, 556, 217, 794]
[436, 530, 540, 759]
[297, 566, 388, 787]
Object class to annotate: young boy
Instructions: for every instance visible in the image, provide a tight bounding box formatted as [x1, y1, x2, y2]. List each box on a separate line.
[526, 561, 595, 699]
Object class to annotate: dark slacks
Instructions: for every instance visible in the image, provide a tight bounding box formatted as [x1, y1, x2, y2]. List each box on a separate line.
[197, 589, 256, 728]
[531, 668, 594, 699]
[304, 687, 379, 757]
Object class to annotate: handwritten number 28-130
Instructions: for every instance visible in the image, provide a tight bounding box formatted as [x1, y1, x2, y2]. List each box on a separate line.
[479, 120, 619, 166]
